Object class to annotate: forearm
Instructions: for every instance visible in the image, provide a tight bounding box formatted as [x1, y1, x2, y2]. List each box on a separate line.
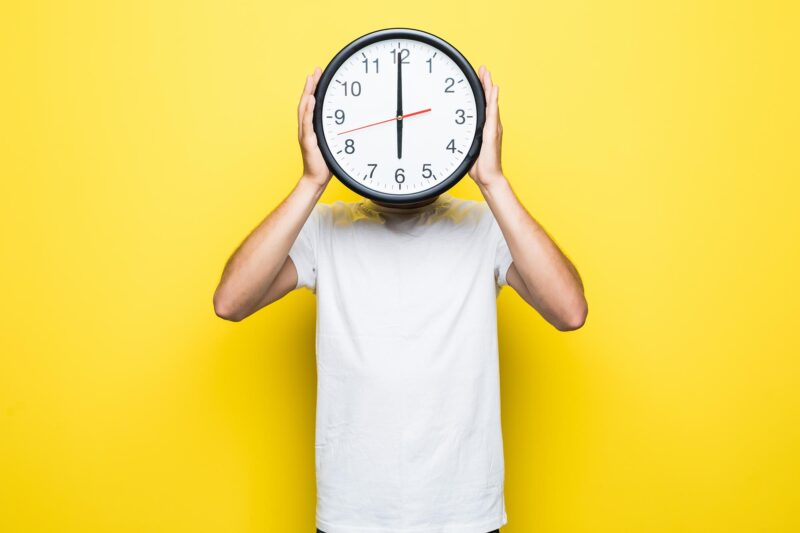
[213, 175, 325, 319]
[479, 175, 586, 324]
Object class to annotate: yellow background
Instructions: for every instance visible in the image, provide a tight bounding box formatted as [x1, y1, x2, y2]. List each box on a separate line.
[1, 0, 798, 531]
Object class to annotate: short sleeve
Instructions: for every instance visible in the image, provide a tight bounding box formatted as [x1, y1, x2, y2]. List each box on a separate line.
[486, 206, 514, 288]
[288, 203, 325, 293]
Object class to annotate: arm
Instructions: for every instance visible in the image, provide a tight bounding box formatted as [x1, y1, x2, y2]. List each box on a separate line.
[213, 68, 331, 322]
[470, 66, 588, 331]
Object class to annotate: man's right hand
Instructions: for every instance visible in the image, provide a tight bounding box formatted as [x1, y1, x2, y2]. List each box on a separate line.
[298, 68, 332, 187]
[213, 68, 332, 321]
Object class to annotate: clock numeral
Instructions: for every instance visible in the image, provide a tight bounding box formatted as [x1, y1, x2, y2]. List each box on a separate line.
[334, 109, 345, 125]
[455, 109, 466, 124]
[444, 77, 455, 93]
[362, 57, 379, 73]
[343, 81, 362, 97]
[426, 52, 437, 73]
[345, 139, 355, 154]
[391, 48, 410, 64]
[367, 163, 377, 179]
[446, 139, 457, 153]
[422, 163, 434, 179]
[395, 168, 405, 183]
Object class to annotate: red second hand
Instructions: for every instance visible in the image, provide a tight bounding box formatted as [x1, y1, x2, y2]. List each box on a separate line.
[337, 108, 432, 135]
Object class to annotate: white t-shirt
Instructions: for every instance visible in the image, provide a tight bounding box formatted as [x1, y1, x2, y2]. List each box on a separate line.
[288, 192, 513, 533]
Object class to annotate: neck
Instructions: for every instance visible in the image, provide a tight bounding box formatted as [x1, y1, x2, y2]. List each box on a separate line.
[372, 195, 440, 210]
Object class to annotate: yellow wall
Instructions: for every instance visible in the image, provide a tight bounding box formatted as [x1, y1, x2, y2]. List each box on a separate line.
[2, 1, 798, 531]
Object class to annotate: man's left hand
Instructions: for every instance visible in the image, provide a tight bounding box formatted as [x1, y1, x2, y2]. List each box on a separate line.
[469, 66, 504, 188]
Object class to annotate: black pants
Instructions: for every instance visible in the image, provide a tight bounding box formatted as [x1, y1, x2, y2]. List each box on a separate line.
[317, 530, 499, 533]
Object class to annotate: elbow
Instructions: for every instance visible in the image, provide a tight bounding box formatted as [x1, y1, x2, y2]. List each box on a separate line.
[555, 299, 588, 332]
[213, 291, 244, 322]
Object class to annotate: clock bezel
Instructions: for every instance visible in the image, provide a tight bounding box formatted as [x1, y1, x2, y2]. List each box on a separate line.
[313, 28, 486, 204]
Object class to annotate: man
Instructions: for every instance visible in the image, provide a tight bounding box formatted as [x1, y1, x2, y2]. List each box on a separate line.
[213, 65, 588, 533]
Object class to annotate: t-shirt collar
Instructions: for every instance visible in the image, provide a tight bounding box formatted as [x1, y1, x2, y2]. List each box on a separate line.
[365, 193, 451, 214]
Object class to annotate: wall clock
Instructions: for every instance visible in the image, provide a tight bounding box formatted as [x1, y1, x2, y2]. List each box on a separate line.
[313, 28, 486, 204]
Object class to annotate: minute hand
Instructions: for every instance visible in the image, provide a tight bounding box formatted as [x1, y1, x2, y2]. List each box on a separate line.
[396, 52, 403, 159]
[336, 109, 431, 135]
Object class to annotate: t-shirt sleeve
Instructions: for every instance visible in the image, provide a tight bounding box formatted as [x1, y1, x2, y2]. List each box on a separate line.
[486, 205, 514, 288]
[287, 203, 325, 293]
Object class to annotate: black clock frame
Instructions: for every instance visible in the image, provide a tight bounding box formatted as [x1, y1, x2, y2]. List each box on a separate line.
[313, 28, 486, 204]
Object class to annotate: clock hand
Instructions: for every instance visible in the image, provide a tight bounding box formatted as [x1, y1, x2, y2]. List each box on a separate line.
[336, 108, 431, 135]
[397, 49, 403, 159]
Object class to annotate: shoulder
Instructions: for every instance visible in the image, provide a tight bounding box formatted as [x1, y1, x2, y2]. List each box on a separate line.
[310, 199, 370, 227]
[442, 195, 494, 227]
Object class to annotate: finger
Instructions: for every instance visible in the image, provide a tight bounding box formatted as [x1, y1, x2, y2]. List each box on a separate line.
[483, 81, 498, 129]
[309, 68, 322, 97]
[302, 95, 315, 141]
[298, 74, 312, 114]
[298, 74, 312, 124]
[303, 73, 314, 96]
[490, 85, 500, 127]
[494, 85, 502, 129]
[299, 95, 311, 142]
[480, 69, 490, 96]
[298, 99, 308, 140]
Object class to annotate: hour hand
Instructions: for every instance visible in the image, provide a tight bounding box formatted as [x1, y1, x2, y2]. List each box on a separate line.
[397, 117, 403, 159]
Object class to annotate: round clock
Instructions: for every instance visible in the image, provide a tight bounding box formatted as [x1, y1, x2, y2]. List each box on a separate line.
[313, 28, 486, 204]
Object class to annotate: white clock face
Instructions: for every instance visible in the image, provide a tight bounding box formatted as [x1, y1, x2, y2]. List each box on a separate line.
[319, 38, 479, 197]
